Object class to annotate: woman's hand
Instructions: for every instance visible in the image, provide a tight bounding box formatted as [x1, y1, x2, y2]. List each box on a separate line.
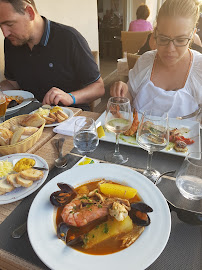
[42, 87, 73, 106]
[110, 81, 129, 97]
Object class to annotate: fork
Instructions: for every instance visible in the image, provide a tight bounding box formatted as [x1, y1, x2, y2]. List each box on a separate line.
[176, 104, 202, 120]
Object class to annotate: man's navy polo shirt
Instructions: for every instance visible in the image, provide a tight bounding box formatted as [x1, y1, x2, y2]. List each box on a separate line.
[4, 17, 100, 108]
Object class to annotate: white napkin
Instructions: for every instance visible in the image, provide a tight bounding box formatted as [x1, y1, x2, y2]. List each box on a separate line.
[53, 116, 86, 136]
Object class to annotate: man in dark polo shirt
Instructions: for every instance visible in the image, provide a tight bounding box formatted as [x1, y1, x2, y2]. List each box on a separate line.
[0, 0, 105, 110]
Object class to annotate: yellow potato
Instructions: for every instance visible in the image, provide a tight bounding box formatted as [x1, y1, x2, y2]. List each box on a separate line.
[100, 183, 137, 199]
[97, 126, 105, 138]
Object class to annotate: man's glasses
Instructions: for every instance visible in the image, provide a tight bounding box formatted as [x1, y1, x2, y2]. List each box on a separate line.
[155, 30, 194, 47]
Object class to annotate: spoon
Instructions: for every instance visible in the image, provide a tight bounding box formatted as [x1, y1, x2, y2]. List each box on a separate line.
[12, 222, 27, 239]
[54, 138, 68, 168]
[154, 170, 176, 185]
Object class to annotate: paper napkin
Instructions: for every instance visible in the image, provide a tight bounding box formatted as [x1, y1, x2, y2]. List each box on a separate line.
[53, 116, 86, 136]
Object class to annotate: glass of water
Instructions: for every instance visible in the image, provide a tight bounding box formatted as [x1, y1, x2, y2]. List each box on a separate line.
[176, 152, 202, 200]
[73, 117, 99, 155]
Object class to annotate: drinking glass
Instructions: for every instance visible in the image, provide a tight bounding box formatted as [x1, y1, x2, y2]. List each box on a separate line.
[176, 152, 202, 200]
[73, 117, 99, 154]
[136, 109, 169, 183]
[0, 90, 7, 123]
[105, 97, 132, 164]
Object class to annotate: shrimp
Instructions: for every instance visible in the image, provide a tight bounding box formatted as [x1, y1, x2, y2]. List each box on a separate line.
[124, 109, 139, 136]
[61, 198, 109, 227]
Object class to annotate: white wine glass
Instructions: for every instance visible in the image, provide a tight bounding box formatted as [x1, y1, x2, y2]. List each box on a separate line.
[73, 117, 99, 155]
[105, 97, 132, 164]
[136, 109, 169, 183]
[0, 90, 7, 123]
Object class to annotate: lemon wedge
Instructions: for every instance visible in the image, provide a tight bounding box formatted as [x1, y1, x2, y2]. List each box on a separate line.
[97, 126, 105, 138]
[78, 157, 94, 165]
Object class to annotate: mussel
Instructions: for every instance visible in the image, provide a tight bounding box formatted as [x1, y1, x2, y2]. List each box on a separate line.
[7, 100, 18, 108]
[57, 222, 83, 246]
[50, 183, 77, 207]
[129, 202, 153, 226]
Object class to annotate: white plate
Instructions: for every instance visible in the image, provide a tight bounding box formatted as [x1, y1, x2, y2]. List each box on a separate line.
[4, 90, 34, 115]
[96, 111, 201, 160]
[28, 163, 171, 270]
[31, 107, 74, 127]
[0, 153, 49, 205]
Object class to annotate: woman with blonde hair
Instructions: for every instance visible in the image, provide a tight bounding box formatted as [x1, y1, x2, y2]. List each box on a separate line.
[111, 0, 202, 119]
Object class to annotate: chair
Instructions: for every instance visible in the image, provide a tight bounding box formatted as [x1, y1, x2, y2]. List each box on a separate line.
[90, 51, 101, 112]
[121, 31, 151, 56]
[127, 53, 140, 70]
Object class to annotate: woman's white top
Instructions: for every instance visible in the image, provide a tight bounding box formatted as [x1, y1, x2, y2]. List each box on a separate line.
[128, 49, 202, 118]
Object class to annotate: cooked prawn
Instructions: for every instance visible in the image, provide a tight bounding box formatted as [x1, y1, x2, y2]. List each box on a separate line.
[124, 109, 139, 136]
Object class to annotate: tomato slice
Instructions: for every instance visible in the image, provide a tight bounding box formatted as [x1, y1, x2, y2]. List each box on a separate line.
[175, 136, 194, 145]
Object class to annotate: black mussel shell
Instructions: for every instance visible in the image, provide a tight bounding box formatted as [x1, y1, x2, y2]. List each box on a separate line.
[129, 202, 153, 226]
[57, 222, 70, 241]
[50, 183, 77, 207]
[57, 222, 83, 246]
[130, 202, 153, 213]
[7, 100, 18, 108]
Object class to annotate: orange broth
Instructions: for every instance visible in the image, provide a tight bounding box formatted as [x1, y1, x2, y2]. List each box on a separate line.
[56, 180, 141, 255]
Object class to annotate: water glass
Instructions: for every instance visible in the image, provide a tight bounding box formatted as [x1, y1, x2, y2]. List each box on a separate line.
[73, 117, 99, 154]
[176, 152, 202, 200]
[0, 90, 7, 123]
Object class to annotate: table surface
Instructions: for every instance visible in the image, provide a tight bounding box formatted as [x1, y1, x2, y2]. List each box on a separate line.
[0, 106, 202, 270]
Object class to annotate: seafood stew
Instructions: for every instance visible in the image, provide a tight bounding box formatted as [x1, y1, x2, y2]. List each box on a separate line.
[51, 180, 153, 255]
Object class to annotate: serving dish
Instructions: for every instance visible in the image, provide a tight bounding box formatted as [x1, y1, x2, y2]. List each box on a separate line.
[96, 111, 201, 160]
[4, 90, 34, 115]
[0, 153, 49, 204]
[31, 106, 74, 127]
[28, 163, 171, 270]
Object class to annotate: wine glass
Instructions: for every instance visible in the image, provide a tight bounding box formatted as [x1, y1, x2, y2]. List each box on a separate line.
[0, 90, 7, 123]
[73, 117, 99, 155]
[136, 109, 169, 183]
[105, 97, 132, 164]
[176, 152, 202, 200]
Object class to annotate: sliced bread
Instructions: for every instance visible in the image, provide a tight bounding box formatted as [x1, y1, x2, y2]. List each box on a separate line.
[7, 173, 21, 188]
[19, 168, 44, 181]
[21, 113, 45, 127]
[16, 174, 33, 187]
[10, 127, 25, 145]
[0, 178, 15, 193]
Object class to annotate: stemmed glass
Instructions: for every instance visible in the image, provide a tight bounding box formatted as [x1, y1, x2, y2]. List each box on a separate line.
[105, 97, 132, 164]
[0, 90, 7, 123]
[73, 117, 99, 155]
[136, 109, 169, 183]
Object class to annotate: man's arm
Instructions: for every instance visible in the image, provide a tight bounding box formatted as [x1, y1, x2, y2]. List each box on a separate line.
[0, 80, 20, 90]
[42, 77, 105, 106]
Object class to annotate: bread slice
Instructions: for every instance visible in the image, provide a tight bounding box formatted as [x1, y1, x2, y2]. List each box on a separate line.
[41, 115, 55, 124]
[0, 190, 6, 195]
[0, 178, 15, 193]
[19, 168, 44, 181]
[7, 173, 21, 188]
[0, 127, 13, 145]
[10, 127, 25, 145]
[23, 126, 39, 135]
[16, 174, 33, 187]
[49, 112, 57, 121]
[21, 113, 45, 127]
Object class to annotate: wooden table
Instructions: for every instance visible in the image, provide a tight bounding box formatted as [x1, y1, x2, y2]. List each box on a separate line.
[0, 110, 202, 270]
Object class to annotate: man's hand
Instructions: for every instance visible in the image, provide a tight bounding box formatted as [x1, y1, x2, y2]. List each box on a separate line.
[42, 87, 73, 106]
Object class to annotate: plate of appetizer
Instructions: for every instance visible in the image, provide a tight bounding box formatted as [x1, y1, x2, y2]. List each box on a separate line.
[0, 153, 49, 204]
[4, 90, 34, 115]
[96, 111, 201, 160]
[31, 105, 74, 127]
[28, 163, 171, 270]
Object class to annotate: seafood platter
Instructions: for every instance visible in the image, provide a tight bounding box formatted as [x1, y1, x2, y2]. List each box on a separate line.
[96, 110, 201, 159]
[28, 163, 171, 270]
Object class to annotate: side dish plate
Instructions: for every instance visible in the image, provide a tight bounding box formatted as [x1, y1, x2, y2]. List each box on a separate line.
[28, 163, 171, 270]
[96, 111, 201, 160]
[0, 153, 49, 204]
[4, 90, 34, 115]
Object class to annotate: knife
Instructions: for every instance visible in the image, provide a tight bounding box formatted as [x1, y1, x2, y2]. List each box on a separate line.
[22, 97, 39, 103]
[33, 166, 49, 171]
[176, 105, 202, 120]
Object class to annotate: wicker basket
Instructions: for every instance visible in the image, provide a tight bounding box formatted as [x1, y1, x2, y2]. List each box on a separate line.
[0, 114, 45, 155]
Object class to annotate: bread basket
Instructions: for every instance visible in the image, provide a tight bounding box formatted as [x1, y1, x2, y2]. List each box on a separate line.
[0, 115, 45, 155]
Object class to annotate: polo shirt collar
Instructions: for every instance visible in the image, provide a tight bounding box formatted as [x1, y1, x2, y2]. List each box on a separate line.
[39, 16, 50, 46]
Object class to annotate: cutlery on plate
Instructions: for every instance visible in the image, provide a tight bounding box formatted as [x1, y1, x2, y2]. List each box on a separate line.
[154, 170, 176, 185]
[12, 222, 27, 239]
[32, 166, 49, 171]
[176, 104, 202, 120]
[22, 97, 39, 103]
